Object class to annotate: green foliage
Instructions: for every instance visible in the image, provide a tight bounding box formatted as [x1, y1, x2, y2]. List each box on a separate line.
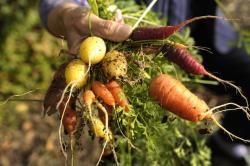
[0, 0, 63, 100]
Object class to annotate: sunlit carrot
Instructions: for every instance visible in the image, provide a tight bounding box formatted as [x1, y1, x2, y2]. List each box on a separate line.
[149, 74, 250, 143]
[106, 80, 129, 112]
[92, 81, 115, 106]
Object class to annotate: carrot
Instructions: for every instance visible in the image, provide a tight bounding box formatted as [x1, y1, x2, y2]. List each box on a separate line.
[106, 80, 129, 112]
[161, 44, 249, 109]
[150, 74, 210, 122]
[58, 99, 77, 134]
[149, 74, 250, 143]
[82, 90, 96, 106]
[130, 16, 228, 41]
[91, 81, 115, 106]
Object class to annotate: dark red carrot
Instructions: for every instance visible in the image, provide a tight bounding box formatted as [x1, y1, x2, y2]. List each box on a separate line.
[131, 16, 227, 41]
[58, 98, 77, 134]
[161, 44, 249, 108]
[162, 44, 206, 75]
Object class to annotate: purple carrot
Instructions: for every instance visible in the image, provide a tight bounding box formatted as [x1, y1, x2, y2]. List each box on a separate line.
[162, 44, 206, 75]
[131, 16, 228, 41]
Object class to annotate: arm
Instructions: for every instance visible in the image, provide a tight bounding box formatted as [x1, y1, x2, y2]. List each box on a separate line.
[39, 0, 132, 54]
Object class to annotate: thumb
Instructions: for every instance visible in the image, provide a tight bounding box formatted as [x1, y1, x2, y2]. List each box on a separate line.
[90, 14, 132, 42]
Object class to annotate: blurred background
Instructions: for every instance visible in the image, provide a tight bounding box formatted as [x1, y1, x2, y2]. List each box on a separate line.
[0, 1, 66, 165]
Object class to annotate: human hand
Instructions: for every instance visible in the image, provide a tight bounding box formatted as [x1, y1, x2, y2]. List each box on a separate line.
[47, 3, 132, 54]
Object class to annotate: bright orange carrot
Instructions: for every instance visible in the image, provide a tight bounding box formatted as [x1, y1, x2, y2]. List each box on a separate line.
[92, 81, 115, 106]
[149, 74, 211, 122]
[149, 74, 250, 143]
[106, 81, 129, 112]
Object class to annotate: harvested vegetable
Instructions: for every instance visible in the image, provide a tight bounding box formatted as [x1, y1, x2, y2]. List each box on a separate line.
[58, 101, 77, 134]
[149, 74, 210, 122]
[92, 81, 115, 106]
[149, 74, 250, 142]
[106, 80, 129, 112]
[102, 50, 128, 79]
[64, 59, 89, 88]
[91, 116, 112, 142]
[131, 16, 227, 40]
[79, 36, 106, 64]
[82, 90, 96, 107]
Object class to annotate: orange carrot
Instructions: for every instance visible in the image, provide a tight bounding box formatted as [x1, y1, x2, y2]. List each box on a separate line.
[149, 74, 250, 143]
[149, 74, 210, 122]
[106, 81, 129, 112]
[82, 90, 96, 106]
[92, 81, 115, 106]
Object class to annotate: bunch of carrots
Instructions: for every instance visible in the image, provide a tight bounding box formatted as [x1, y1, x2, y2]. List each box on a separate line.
[41, 2, 250, 165]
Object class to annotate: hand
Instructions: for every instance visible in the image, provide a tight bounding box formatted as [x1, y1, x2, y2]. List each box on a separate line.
[47, 3, 132, 54]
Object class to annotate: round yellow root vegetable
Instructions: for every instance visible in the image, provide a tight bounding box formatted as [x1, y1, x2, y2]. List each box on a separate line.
[79, 36, 106, 64]
[102, 50, 128, 79]
[65, 59, 89, 88]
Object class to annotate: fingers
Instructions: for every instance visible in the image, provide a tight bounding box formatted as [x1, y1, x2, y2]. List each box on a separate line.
[67, 11, 132, 54]
[92, 16, 133, 42]
[76, 13, 132, 42]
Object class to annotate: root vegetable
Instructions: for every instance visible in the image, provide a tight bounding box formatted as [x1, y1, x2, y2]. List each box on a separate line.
[131, 16, 227, 40]
[150, 74, 210, 122]
[58, 99, 77, 135]
[106, 80, 129, 112]
[149, 74, 250, 143]
[102, 50, 128, 79]
[82, 90, 96, 106]
[79, 36, 106, 64]
[91, 81, 115, 106]
[65, 59, 89, 88]
[92, 116, 112, 142]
